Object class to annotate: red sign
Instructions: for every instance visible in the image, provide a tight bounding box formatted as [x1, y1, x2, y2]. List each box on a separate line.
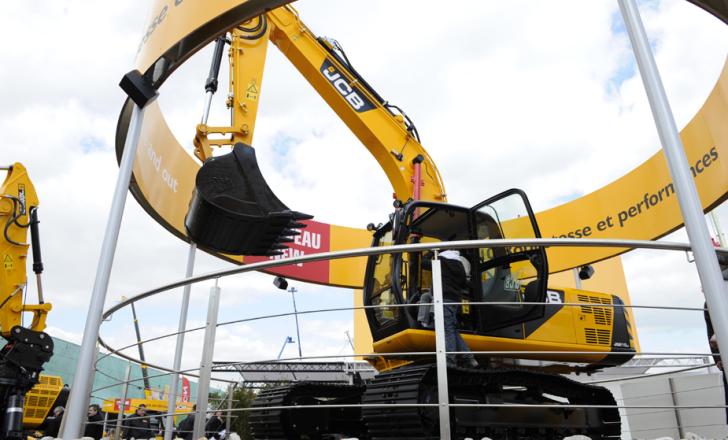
[246, 220, 331, 284]
[181, 376, 190, 402]
[113, 399, 131, 412]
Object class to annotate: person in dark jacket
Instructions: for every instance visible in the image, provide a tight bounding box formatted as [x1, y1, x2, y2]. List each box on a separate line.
[83, 404, 104, 440]
[43, 406, 64, 438]
[176, 404, 196, 440]
[124, 404, 152, 439]
[205, 410, 225, 439]
[439, 250, 478, 368]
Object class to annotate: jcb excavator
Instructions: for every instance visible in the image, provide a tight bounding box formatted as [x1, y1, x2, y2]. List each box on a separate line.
[179, 5, 635, 440]
[0, 164, 55, 439]
[248, 191, 634, 440]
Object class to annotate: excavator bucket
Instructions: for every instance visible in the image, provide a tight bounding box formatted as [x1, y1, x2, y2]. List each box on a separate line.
[185, 143, 313, 256]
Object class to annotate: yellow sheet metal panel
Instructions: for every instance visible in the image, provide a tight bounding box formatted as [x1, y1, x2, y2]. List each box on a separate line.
[329, 224, 370, 287]
[352, 289, 373, 359]
[372, 328, 610, 364]
[23, 375, 62, 428]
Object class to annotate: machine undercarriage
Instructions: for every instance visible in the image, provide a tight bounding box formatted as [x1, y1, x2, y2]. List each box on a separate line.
[250, 363, 620, 440]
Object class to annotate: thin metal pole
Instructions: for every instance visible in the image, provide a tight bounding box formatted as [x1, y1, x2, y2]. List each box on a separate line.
[431, 254, 451, 440]
[114, 363, 132, 440]
[290, 287, 303, 358]
[102, 411, 108, 439]
[193, 279, 222, 439]
[164, 43, 216, 439]
[130, 302, 151, 391]
[667, 377, 684, 438]
[62, 103, 146, 439]
[573, 268, 583, 289]
[618, 0, 728, 383]
[225, 383, 235, 434]
[164, 242, 197, 440]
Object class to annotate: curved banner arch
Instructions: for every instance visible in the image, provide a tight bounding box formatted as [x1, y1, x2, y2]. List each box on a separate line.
[118, 1, 728, 288]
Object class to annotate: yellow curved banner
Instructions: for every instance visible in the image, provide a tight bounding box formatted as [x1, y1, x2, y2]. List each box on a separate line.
[540, 60, 728, 272]
[118, 2, 728, 288]
[134, 0, 292, 84]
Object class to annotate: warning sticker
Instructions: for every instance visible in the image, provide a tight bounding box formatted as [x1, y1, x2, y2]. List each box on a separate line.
[245, 80, 259, 101]
[3, 255, 13, 270]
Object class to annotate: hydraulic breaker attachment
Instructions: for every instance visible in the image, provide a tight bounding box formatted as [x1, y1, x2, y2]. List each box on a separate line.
[185, 143, 312, 256]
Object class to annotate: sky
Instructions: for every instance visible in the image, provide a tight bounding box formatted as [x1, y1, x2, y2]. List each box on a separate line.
[1, 0, 728, 394]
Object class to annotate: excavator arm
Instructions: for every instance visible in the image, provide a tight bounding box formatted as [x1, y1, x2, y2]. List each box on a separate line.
[0, 164, 53, 439]
[194, 5, 447, 205]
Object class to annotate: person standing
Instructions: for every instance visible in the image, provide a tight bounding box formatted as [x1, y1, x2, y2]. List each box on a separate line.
[437, 249, 478, 368]
[176, 404, 196, 440]
[83, 404, 104, 440]
[124, 404, 151, 439]
[43, 406, 64, 438]
[205, 410, 225, 439]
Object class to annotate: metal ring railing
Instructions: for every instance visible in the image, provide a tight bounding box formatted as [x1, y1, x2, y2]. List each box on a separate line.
[89, 238, 728, 440]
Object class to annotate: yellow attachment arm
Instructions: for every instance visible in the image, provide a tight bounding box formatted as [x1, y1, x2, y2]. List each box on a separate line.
[0, 163, 51, 336]
[194, 17, 271, 161]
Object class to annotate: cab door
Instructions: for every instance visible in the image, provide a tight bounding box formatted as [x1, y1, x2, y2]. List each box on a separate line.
[469, 189, 549, 331]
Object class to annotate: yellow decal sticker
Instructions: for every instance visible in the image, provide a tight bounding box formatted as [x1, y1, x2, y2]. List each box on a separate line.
[245, 80, 259, 101]
[3, 255, 13, 270]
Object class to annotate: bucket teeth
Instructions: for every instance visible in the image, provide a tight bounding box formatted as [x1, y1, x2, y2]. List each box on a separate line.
[292, 212, 314, 221]
[184, 142, 314, 256]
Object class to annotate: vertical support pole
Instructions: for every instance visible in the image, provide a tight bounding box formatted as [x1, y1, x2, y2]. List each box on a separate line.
[225, 383, 235, 434]
[290, 287, 303, 358]
[193, 279, 222, 439]
[618, 0, 728, 382]
[102, 411, 108, 439]
[667, 377, 684, 439]
[62, 103, 146, 439]
[164, 243, 197, 440]
[431, 253, 451, 440]
[573, 268, 583, 289]
[115, 363, 132, 440]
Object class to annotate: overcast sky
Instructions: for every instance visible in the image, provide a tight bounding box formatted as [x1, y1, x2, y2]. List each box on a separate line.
[1, 0, 727, 390]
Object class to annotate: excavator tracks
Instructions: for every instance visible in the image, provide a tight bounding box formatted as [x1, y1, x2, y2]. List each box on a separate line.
[250, 382, 364, 439]
[361, 364, 620, 440]
[251, 364, 620, 440]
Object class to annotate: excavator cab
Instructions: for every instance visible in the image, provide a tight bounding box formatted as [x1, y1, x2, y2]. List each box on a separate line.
[364, 188, 549, 344]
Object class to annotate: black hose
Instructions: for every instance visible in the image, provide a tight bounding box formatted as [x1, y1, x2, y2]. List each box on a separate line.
[3, 197, 27, 246]
[237, 15, 268, 40]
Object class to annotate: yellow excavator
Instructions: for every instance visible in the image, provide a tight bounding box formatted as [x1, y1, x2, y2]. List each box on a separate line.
[177, 5, 635, 439]
[0, 164, 57, 438]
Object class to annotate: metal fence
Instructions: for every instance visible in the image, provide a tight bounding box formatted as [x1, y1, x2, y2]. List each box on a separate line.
[76, 237, 728, 440]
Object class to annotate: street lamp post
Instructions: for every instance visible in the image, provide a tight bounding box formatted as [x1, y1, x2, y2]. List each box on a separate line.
[289, 287, 303, 359]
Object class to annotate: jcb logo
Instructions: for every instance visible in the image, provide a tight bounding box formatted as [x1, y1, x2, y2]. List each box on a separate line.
[320, 60, 374, 113]
[546, 291, 563, 304]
